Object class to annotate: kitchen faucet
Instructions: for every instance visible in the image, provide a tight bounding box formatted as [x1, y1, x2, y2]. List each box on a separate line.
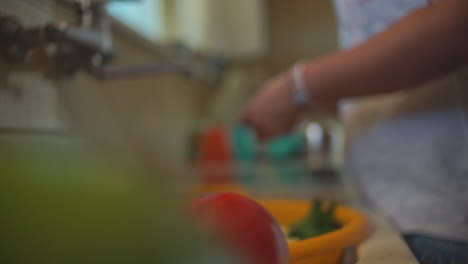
[0, 0, 220, 81]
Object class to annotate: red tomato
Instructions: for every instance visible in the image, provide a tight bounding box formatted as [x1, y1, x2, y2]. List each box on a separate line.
[191, 192, 290, 264]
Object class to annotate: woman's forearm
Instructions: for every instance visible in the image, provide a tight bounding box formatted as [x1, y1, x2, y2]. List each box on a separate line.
[303, 0, 468, 105]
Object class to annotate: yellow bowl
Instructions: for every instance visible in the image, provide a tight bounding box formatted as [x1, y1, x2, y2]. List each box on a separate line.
[190, 184, 370, 264]
[259, 199, 371, 264]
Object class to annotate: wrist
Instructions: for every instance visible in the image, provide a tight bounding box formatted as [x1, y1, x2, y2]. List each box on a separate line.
[291, 63, 309, 105]
[291, 61, 337, 110]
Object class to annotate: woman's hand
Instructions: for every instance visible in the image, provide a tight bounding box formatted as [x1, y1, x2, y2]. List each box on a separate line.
[242, 71, 304, 140]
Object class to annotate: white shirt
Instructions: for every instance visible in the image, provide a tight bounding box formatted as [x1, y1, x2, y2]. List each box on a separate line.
[333, 0, 428, 49]
[332, 0, 468, 241]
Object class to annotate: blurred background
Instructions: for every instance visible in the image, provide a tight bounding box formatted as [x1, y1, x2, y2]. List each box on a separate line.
[0, 0, 346, 196]
[0, 0, 337, 165]
[0, 2, 357, 262]
[3, 1, 467, 263]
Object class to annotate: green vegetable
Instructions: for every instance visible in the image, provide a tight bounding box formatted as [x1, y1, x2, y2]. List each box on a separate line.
[0, 136, 235, 264]
[288, 199, 340, 240]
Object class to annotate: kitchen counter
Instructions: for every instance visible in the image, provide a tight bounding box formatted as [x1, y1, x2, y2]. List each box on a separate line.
[357, 211, 418, 264]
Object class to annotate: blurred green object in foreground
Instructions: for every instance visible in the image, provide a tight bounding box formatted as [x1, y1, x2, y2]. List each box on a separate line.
[0, 135, 234, 264]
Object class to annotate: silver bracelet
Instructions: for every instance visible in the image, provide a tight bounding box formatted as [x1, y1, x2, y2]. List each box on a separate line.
[291, 63, 309, 105]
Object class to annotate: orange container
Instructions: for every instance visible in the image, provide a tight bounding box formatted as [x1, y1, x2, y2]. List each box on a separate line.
[190, 184, 370, 264]
[259, 199, 370, 264]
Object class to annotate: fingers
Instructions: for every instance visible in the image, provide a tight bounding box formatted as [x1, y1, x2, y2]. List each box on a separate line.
[241, 72, 302, 141]
[244, 113, 297, 141]
[241, 102, 264, 140]
[241, 108, 270, 141]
